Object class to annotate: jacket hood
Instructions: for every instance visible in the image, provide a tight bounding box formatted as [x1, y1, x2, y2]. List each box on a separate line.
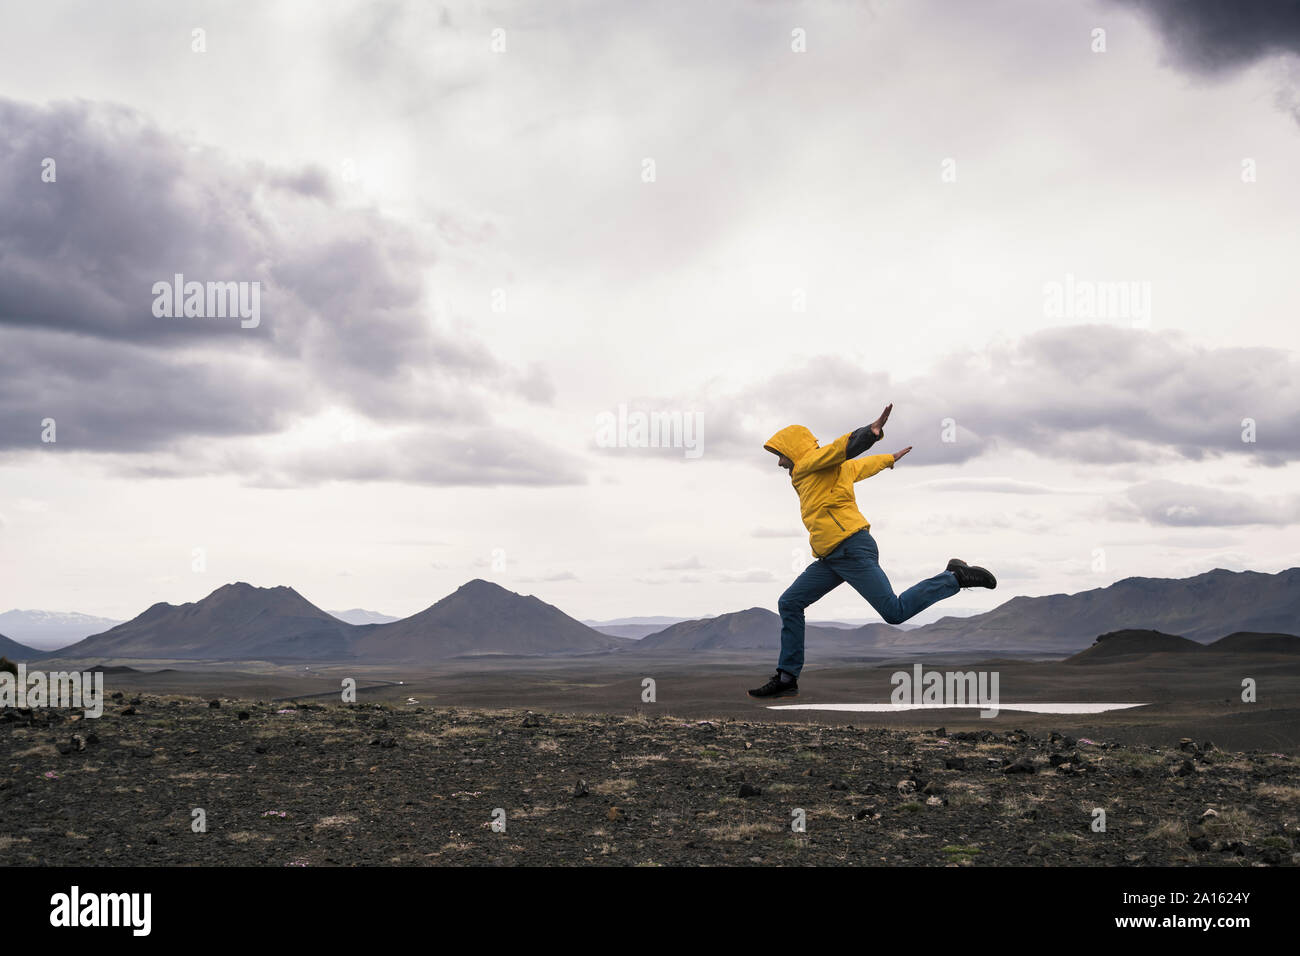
[764, 424, 819, 463]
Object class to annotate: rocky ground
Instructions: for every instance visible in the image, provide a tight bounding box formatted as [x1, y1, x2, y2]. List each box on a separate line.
[3, 694, 1298, 866]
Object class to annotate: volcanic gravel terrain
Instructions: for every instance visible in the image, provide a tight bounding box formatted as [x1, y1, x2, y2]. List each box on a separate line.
[3, 695, 1299, 866]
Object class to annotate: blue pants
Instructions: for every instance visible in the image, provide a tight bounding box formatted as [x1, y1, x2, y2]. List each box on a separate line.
[777, 529, 959, 678]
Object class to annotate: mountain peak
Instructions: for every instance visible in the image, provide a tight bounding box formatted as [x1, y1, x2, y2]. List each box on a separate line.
[214, 581, 292, 594]
[355, 579, 624, 661]
[458, 578, 511, 593]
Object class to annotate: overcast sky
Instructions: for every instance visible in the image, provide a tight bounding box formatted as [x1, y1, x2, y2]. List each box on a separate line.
[1, 0, 1298, 623]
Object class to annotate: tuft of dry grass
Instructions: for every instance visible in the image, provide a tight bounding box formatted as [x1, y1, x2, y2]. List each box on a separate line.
[706, 820, 773, 842]
[1257, 784, 1300, 804]
[1145, 819, 1186, 846]
[592, 777, 637, 796]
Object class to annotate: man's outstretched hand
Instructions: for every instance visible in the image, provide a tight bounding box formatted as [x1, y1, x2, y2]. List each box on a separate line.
[870, 403, 893, 438]
[892, 446, 912, 463]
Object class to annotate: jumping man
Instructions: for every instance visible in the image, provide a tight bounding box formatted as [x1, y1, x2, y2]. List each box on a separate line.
[748, 403, 997, 699]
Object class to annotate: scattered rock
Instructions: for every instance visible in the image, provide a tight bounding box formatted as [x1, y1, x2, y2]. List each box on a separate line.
[521, 712, 540, 728]
[1004, 757, 1036, 775]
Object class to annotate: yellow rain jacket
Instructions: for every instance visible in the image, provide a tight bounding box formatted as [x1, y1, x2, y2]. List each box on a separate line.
[764, 424, 895, 559]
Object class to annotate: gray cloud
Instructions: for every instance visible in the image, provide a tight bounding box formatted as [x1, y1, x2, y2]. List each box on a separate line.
[683, 326, 1300, 469]
[110, 426, 585, 488]
[0, 327, 304, 452]
[1123, 480, 1300, 526]
[1111, 0, 1300, 75]
[0, 97, 571, 484]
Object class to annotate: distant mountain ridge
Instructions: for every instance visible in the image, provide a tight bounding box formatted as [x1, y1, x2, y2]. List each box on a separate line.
[32, 566, 1300, 664]
[50, 579, 629, 663]
[0, 609, 123, 650]
[328, 608, 400, 626]
[873, 568, 1300, 653]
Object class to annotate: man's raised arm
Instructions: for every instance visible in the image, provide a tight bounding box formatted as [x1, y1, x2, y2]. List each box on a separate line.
[790, 403, 894, 478]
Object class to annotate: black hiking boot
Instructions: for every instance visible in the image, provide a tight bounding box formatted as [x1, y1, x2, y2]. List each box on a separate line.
[748, 671, 799, 699]
[947, 558, 997, 589]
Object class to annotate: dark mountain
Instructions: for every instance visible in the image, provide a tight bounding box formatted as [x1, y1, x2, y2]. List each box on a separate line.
[0, 632, 41, 660]
[354, 579, 631, 661]
[1207, 632, 1300, 654]
[631, 607, 887, 654]
[876, 568, 1300, 654]
[1064, 629, 1203, 664]
[52, 583, 357, 662]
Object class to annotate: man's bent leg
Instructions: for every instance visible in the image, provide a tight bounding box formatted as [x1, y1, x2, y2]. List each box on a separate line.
[777, 559, 843, 677]
[831, 531, 959, 625]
